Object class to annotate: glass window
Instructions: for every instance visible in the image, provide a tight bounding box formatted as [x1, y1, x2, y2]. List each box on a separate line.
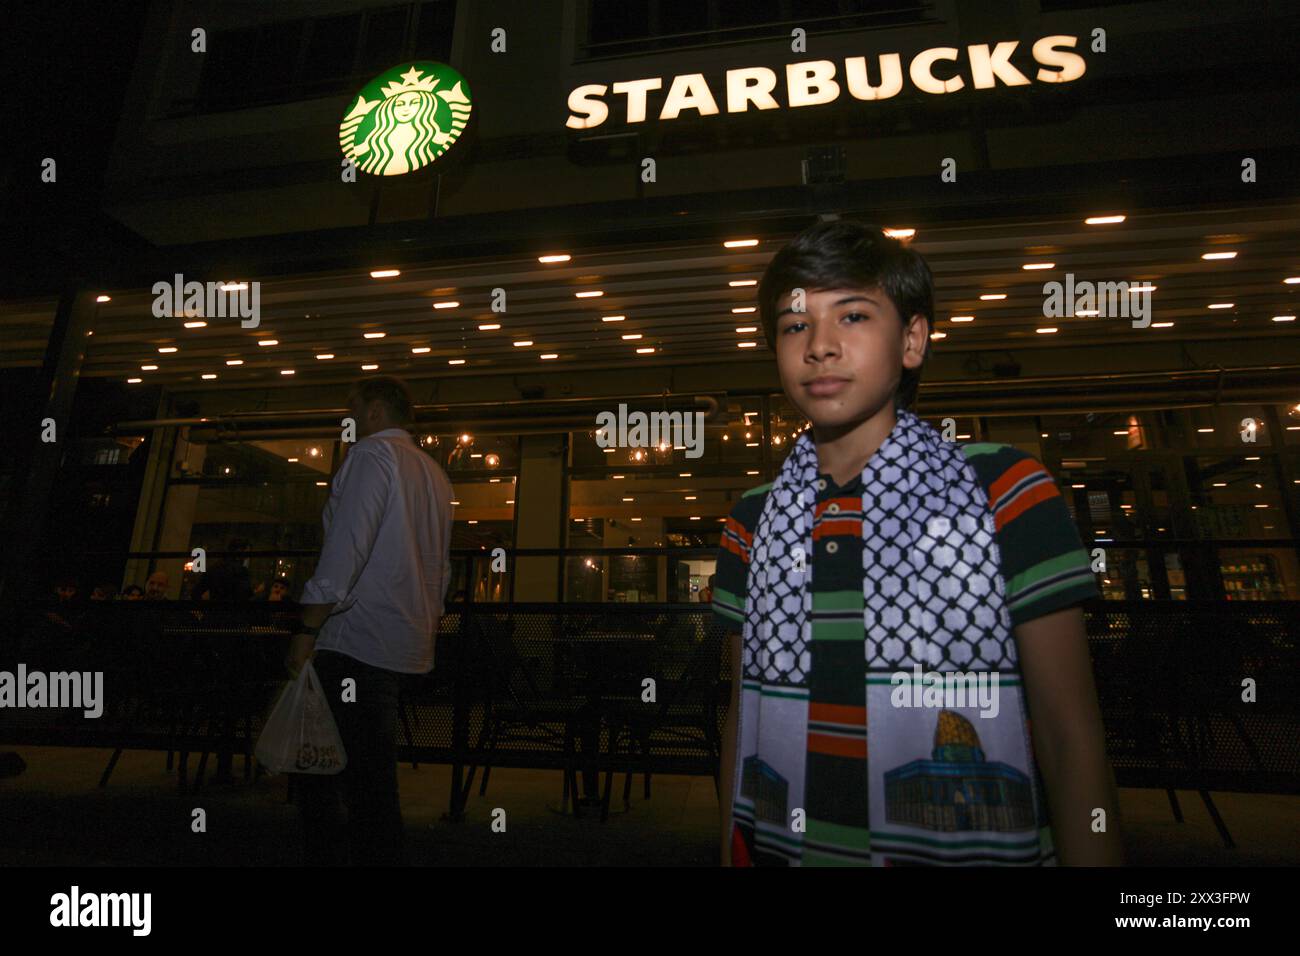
[414, 1, 456, 61]
[304, 13, 362, 86]
[1186, 455, 1288, 539]
[1218, 547, 1299, 600]
[359, 7, 409, 75]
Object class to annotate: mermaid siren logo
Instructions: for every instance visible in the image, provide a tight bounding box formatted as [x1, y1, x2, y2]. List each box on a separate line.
[339, 62, 472, 176]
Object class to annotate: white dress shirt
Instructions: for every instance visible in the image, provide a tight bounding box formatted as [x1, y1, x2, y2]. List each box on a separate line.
[302, 428, 454, 674]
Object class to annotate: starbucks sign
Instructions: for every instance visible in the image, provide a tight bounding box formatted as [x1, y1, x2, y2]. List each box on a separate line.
[339, 62, 472, 176]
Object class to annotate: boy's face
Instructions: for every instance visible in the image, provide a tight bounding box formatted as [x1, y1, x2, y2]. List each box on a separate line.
[773, 286, 927, 432]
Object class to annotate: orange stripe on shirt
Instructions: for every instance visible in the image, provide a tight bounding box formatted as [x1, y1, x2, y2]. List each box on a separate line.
[724, 516, 752, 547]
[988, 458, 1045, 505]
[813, 519, 859, 540]
[807, 732, 867, 759]
[996, 481, 1057, 531]
[810, 702, 866, 725]
[721, 534, 749, 561]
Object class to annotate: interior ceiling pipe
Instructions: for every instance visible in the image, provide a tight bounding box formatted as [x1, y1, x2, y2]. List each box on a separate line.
[111, 393, 724, 434]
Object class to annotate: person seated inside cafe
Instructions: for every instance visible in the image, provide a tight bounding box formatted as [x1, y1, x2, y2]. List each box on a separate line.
[144, 570, 170, 600]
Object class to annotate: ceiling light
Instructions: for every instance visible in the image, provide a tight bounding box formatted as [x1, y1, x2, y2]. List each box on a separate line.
[363, 331, 386, 339]
[220, 282, 247, 291]
[684, 495, 697, 501]
[724, 239, 759, 248]
[226, 359, 243, 365]
[1084, 215, 1126, 225]
[1130, 284, 1157, 293]
[729, 279, 757, 287]
[140, 364, 158, 370]
[1023, 262, 1054, 270]
[950, 315, 974, 322]
[201, 373, 217, 380]
[412, 346, 431, 354]
[636, 347, 655, 354]
[930, 331, 947, 339]
[126, 377, 142, 383]
[601, 315, 625, 322]
[1076, 309, 1100, 317]
[257, 339, 278, 346]
[732, 306, 757, 313]
[316, 353, 334, 360]
[539, 254, 571, 263]
[541, 353, 558, 359]
[737, 341, 757, 348]
[1152, 321, 1174, 328]
[1035, 327, 1058, 334]
[184, 321, 207, 329]
[361, 364, 379, 370]
[1201, 252, 1237, 260]
[478, 323, 501, 330]
[448, 359, 466, 365]
[1273, 315, 1296, 322]
[574, 290, 603, 298]
[883, 227, 915, 239]
[370, 269, 400, 278]
[979, 293, 1006, 301]
[736, 326, 758, 333]
[96, 295, 111, 303]
[1208, 303, 1234, 309]
[1285, 277, 1300, 284]
[621, 333, 642, 340]
[433, 301, 459, 309]
[158, 346, 178, 353]
[280, 369, 295, 376]
[513, 340, 533, 347]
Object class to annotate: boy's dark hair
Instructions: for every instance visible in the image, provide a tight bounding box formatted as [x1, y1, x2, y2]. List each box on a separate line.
[350, 375, 414, 425]
[758, 220, 933, 411]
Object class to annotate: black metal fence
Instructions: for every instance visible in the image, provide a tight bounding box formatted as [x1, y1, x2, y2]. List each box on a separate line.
[4, 600, 1298, 825]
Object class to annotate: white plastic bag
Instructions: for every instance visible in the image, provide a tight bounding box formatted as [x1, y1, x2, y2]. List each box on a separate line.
[255, 660, 347, 775]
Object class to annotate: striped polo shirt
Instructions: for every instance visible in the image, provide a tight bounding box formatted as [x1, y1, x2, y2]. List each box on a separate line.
[713, 442, 1100, 866]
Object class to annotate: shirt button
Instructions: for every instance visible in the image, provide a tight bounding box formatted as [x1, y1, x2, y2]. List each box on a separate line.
[816, 479, 827, 491]
[825, 541, 839, 554]
[827, 502, 840, 514]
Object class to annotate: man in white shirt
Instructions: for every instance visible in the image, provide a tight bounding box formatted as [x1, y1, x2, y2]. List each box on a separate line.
[288, 376, 454, 866]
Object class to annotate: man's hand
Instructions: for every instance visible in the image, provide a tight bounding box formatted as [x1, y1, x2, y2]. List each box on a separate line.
[285, 632, 317, 678]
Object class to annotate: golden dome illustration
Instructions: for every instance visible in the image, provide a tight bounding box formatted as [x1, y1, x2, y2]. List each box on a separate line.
[934, 710, 981, 750]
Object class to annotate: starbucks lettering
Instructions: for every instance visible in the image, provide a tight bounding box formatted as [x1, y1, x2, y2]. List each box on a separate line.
[565, 35, 1086, 130]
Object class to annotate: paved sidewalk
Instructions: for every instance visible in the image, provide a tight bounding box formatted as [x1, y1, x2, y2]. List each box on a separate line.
[0, 746, 1295, 866]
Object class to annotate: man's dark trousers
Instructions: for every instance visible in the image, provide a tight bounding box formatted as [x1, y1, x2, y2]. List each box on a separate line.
[297, 648, 405, 865]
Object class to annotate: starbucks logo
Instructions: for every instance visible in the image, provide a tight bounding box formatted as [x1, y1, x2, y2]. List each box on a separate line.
[339, 62, 472, 176]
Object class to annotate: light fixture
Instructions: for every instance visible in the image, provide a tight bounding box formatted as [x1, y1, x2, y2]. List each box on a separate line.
[316, 353, 334, 360]
[449, 359, 466, 365]
[1076, 309, 1100, 317]
[724, 239, 759, 248]
[883, 227, 915, 239]
[220, 282, 247, 291]
[541, 353, 558, 360]
[1130, 284, 1157, 293]
[412, 346, 431, 354]
[930, 331, 947, 339]
[184, 321, 207, 329]
[257, 339, 277, 346]
[979, 293, 1006, 300]
[539, 254, 571, 263]
[636, 347, 655, 354]
[433, 301, 459, 309]
[950, 315, 974, 322]
[459, 434, 472, 444]
[732, 306, 757, 314]
[1035, 327, 1058, 334]
[621, 333, 642, 340]
[158, 346, 178, 353]
[601, 315, 625, 322]
[1285, 277, 1300, 285]
[1273, 315, 1297, 322]
[1023, 262, 1055, 270]
[96, 295, 111, 303]
[737, 341, 757, 348]
[513, 340, 533, 347]
[478, 323, 501, 330]
[1152, 321, 1174, 328]
[574, 290, 603, 298]
[127, 377, 142, 383]
[363, 332, 386, 339]
[140, 364, 158, 370]
[226, 359, 243, 365]
[361, 364, 379, 370]
[735, 326, 758, 333]
[280, 369, 295, 376]
[1084, 215, 1126, 225]
[370, 269, 400, 278]
[1201, 252, 1237, 260]
[1208, 303, 1234, 309]
[729, 280, 757, 287]
[201, 373, 217, 380]
[485, 453, 500, 467]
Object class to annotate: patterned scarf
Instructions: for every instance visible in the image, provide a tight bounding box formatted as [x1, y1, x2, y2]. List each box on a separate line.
[735, 408, 1055, 865]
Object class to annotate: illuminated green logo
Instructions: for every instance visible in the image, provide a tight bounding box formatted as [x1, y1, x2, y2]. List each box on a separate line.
[339, 62, 472, 176]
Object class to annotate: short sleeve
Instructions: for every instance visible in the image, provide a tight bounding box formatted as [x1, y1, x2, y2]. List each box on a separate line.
[963, 444, 1101, 628]
[712, 486, 768, 631]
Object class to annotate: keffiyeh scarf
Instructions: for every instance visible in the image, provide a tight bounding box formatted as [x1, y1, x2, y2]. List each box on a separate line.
[734, 408, 1055, 865]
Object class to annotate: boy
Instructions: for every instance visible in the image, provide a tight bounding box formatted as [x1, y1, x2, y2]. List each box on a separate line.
[713, 220, 1122, 866]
